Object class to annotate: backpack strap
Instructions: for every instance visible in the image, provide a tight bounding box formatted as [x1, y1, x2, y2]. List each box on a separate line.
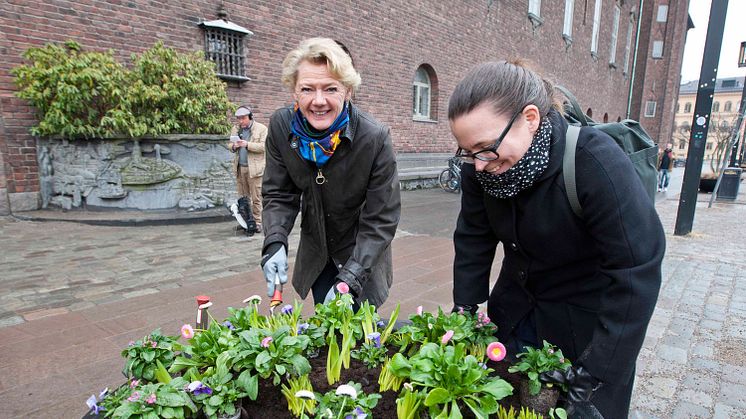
[563, 125, 583, 218]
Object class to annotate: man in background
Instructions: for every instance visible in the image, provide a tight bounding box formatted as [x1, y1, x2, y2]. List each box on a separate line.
[229, 106, 268, 234]
[657, 143, 674, 192]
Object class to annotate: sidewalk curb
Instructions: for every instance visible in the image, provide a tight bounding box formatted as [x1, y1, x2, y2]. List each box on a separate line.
[11, 211, 233, 227]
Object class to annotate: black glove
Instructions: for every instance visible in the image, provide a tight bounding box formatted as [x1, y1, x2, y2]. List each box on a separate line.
[540, 366, 604, 418]
[451, 304, 478, 315]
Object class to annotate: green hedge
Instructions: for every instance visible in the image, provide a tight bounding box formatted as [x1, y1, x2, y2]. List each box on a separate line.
[13, 41, 235, 138]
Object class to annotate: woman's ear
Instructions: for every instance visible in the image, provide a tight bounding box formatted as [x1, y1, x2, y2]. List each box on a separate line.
[523, 105, 541, 134]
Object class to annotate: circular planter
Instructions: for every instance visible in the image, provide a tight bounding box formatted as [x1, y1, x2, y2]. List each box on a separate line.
[518, 379, 560, 415]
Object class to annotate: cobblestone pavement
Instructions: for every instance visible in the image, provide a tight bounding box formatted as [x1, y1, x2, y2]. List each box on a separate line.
[1, 169, 745, 418]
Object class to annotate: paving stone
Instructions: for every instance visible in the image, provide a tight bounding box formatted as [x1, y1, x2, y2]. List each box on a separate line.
[713, 403, 741, 419]
[678, 388, 714, 409]
[645, 377, 679, 399]
[672, 401, 712, 419]
[718, 382, 746, 409]
[658, 344, 688, 364]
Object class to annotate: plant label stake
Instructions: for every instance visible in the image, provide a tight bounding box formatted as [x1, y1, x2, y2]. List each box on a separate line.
[269, 274, 283, 315]
[195, 295, 211, 329]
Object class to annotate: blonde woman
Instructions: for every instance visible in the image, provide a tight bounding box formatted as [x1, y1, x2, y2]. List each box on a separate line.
[260, 38, 400, 308]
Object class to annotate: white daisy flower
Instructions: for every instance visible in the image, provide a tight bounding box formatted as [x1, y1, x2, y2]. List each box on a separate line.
[243, 295, 262, 304]
[295, 390, 316, 400]
[335, 384, 358, 399]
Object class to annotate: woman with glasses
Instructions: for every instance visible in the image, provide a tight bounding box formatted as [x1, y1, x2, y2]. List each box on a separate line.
[448, 60, 664, 418]
[260, 37, 401, 308]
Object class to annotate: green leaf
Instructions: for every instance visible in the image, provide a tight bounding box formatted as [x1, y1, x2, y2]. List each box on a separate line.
[479, 379, 513, 400]
[236, 370, 258, 400]
[425, 388, 451, 407]
[208, 394, 224, 406]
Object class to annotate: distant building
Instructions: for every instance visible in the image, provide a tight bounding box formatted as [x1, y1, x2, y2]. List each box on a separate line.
[628, 1, 693, 148]
[674, 77, 746, 166]
[0, 1, 691, 213]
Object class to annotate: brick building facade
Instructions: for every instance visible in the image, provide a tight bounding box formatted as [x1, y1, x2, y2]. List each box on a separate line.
[0, 0, 689, 213]
[629, 0, 692, 153]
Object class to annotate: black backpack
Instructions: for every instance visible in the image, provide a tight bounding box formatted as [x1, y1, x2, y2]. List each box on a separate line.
[557, 86, 659, 217]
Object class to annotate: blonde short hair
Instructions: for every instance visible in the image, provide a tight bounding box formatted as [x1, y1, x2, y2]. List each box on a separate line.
[281, 38, 361, 92]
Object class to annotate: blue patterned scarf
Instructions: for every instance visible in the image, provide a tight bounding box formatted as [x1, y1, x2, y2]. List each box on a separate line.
[291, 103, 350, 166]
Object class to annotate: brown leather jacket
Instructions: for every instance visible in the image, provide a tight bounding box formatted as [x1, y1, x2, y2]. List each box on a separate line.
[262, 104, 401, 307]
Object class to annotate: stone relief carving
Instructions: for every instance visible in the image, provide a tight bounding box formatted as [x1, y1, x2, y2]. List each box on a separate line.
[39, 137, 235, 211]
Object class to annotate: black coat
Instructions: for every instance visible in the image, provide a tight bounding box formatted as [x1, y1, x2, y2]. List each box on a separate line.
[453, 110, 664, 417]
[262, 105, 401, 307]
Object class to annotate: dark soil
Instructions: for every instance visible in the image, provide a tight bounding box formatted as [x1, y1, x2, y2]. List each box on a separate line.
[243, 349, 398, 418]
[241, 352, 531, 418]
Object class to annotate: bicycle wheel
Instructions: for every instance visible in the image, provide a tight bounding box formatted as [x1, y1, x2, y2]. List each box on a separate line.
[439, 169, 460, 193]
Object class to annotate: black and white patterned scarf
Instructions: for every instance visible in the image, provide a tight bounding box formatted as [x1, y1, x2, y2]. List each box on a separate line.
[476, 117, 552, 199]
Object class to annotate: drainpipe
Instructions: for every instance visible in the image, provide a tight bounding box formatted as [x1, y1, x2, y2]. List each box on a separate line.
[627, 0, 645, 119]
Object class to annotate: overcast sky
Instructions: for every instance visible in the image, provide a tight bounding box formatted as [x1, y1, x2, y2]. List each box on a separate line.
[680, 0, 746, 82]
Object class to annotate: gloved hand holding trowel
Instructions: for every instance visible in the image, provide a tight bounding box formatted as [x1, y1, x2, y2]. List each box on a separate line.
[261, 243, 288, 312]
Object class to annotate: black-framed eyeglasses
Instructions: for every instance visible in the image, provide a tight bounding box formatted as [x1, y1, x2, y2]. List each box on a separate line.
[455, 106, 527, 162]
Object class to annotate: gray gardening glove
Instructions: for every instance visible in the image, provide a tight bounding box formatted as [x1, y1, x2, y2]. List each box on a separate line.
[261, 243, 288, 297]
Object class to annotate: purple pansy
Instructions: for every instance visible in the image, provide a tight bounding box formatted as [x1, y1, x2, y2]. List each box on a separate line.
[367, 332, 381, 348]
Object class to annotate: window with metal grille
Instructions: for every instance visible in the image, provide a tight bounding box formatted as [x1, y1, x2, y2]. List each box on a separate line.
[199, 19, 252, 82]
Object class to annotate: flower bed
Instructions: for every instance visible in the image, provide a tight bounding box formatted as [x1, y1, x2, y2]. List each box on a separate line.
[84, 293, 569, 419]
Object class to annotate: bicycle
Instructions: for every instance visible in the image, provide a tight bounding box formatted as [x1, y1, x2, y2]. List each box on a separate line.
[439, 156, 463, 193]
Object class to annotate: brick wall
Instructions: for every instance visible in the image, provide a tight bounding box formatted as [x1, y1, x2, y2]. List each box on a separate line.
[1, 0, 662, 210]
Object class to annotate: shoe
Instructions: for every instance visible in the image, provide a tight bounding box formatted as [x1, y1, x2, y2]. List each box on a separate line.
[663, 187, 667, 192]
[657, 188, 662, 192]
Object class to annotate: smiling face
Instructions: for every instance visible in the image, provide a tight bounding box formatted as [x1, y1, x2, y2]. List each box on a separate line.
[450, 102, 541, 174]
[293, 60, 351, 131]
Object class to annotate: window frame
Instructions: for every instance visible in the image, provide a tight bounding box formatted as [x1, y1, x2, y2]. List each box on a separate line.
[199, 20, 252, 82]
[644, 101, 657, 118]
[684, 102, 692, 113]
[609, 5, 621, 67]
[656, 5, 669, 22]
[563, 0, 575, 42]
[652, 40, 664, 59]
[591, 0, 603, 57]
[623, 15, 634, 75]
[412, 67, 432, 121]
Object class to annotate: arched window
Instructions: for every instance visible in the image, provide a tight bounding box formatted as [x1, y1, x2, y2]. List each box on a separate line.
[603, 113, 609, 123]
[413, 66, 432, 120]
[712, 101, 720, 112]
[586, 108, 593, 118]
[617, 116, 622, 122]
[724, 101, 732, 112]
[678, 140, 686, 150]
[684, 102, 692, 113]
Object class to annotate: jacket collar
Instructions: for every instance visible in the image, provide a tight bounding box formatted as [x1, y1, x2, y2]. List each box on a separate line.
[536, 109, 568, 183]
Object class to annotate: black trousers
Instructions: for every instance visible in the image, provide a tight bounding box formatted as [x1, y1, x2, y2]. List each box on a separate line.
[310, 260, 339, 303]
[310, 260, 360, 311]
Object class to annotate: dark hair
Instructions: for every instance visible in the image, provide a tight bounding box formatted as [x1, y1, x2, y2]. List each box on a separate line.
[448, 59, 559, 121]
